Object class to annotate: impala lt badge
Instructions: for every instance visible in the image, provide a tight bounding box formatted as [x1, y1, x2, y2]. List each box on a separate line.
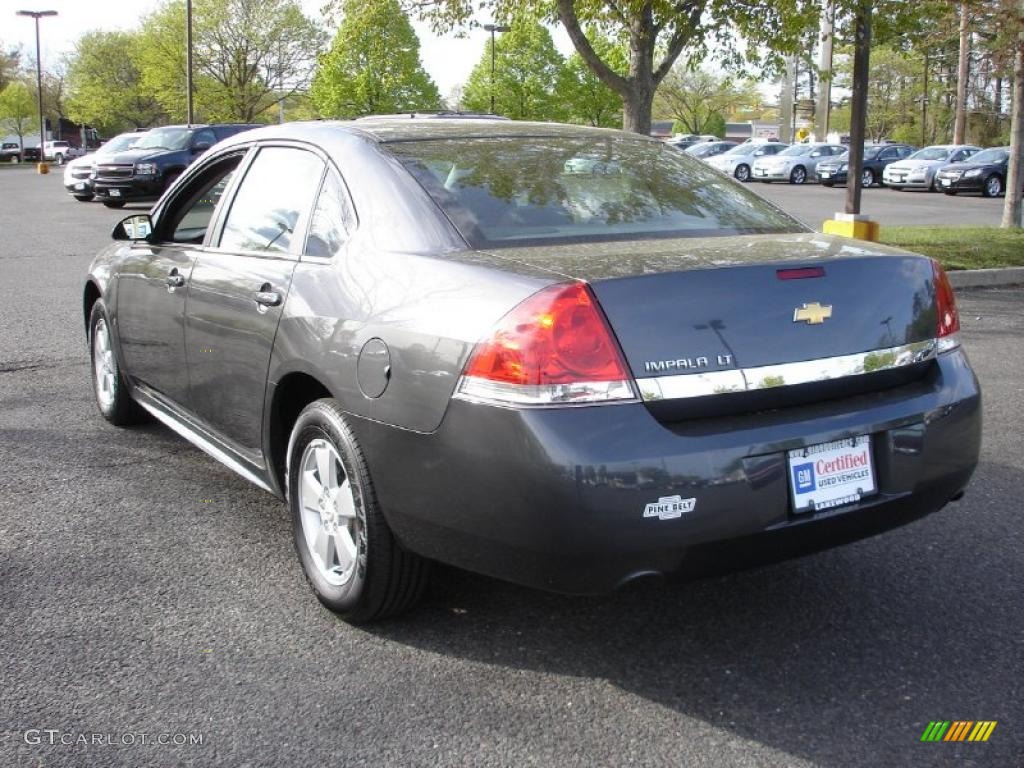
[793, 302, 833, 324]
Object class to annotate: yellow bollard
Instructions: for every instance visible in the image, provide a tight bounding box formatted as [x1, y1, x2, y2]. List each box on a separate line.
[36, 162, 49, 175]
[822, 212, 879, 242]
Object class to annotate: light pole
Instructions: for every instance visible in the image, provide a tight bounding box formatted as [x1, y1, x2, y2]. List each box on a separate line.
[483, 23, 509, 115]
[16, 9, 57, 172]
[186, 0, 194, 125]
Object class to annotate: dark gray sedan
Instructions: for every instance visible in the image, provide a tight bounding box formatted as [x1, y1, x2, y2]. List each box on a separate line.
[84, 118, 980, 622]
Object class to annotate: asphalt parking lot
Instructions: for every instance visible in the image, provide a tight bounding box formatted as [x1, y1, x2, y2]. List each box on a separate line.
[1, 166, 1021, 767]
[753, 180, 1006, 229]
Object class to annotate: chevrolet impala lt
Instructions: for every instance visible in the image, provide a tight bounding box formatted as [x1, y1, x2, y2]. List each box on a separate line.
[83, 118, 981, 622]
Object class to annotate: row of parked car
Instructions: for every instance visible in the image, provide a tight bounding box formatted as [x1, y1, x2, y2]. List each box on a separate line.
[671, 137, 1010, 198]
[61, 123, 261, 207]
[1, 140, 86, 164]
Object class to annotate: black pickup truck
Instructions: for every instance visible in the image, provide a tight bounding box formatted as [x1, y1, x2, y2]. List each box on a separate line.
[91, 123, 261, 208]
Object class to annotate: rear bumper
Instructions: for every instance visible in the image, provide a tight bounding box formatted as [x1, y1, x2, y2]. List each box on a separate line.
[356, 349, 981, 594]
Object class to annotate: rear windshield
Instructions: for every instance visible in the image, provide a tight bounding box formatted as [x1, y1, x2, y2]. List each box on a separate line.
[391, 136, 804, 248]
[969, 148, 1008, 164]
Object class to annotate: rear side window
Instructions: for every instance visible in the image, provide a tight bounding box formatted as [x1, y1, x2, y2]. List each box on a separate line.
[218, 147, 324, 254]
[392, 136, 804, 248]
[304, 169, 356, 259]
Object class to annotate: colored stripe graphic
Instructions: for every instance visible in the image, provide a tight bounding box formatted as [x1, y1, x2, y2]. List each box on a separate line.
[921, 721, 950, 741]
[921, 720, 996, 742]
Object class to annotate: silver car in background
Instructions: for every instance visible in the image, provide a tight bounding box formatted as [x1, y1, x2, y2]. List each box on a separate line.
[751, 143, 847, 184]
[882, 145, 980, 191]
[706, 142, 789, 182]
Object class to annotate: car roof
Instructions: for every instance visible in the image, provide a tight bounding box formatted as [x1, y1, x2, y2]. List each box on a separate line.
[213, 118, 659, 151]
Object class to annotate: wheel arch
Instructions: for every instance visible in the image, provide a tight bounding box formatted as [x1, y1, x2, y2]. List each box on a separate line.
[266, 370, 334, 496]
[83, 279, 102, 333]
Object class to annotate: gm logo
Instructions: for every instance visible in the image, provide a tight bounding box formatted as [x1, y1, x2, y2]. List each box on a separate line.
[793, 462, 815, 493]
[921, 721, 997, 742]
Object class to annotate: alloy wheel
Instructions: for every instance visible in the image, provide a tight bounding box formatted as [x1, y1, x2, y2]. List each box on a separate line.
[862, 169, 874, 187]
[985, 176, 1003, 197]
[297, 438, 362, 586]
[92, 317, 116, 410]
[735, 164, 750, 182]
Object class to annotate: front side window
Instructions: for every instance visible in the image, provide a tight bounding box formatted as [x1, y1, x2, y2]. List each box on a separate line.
[392, 136, 804, 248]
[218, 146, 324, 254]
[161, 155, 244, 244]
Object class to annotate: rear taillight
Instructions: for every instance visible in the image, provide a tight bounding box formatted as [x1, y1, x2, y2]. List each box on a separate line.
[456, 282, 636, 406]
[932, 260, 960, 350]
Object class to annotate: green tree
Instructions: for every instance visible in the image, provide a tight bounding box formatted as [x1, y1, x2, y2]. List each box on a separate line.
[399, 0, 827, 134]
[0, 43, 20, 92]
[556, 29, 625, 127]
[655, 67, 759, 135]
[0, 81, 37, 151]
[461, 16, 563, 120]
[311, 0, 440, 117]
[66, 31, 166, 134]
[138, 0, 324, 122]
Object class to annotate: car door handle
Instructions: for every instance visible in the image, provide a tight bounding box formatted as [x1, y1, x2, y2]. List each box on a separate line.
[254, 290, 282, 308]
[165, 270, 186, 288]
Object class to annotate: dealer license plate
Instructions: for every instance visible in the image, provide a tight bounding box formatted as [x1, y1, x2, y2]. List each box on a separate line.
[820, 171, 831, 178]
[787, 435, 876, 513]
[941, 178, 951, 186]
[109, 188, 121, 197]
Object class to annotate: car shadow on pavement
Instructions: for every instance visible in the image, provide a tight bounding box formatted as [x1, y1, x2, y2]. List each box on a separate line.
[367, 460, 1022, 767]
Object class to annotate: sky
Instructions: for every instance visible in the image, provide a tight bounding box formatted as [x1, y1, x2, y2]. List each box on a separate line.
[0, 0, 576, 97]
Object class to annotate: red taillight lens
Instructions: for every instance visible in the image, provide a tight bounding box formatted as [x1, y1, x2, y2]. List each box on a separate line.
[932, 260, 960, 337]
[458, 282, 635, 405]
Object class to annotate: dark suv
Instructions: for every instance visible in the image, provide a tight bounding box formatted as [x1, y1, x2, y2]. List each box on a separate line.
[92, 123, 261, 208]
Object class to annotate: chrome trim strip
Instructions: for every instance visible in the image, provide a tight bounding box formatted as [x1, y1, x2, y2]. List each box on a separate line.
[637, 336, 956, 402]
[133, 388, 274, 493]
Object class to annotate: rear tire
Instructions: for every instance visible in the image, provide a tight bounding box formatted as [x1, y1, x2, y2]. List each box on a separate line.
[287, 399, 429, 622]
[88, 300, 146, 426]
[861, 169, 875, 188]
[734, 164, 750, 182]
[102, 200, 126, 209]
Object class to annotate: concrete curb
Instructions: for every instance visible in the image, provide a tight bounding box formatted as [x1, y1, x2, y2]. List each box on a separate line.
[948, 267, 1024, 289]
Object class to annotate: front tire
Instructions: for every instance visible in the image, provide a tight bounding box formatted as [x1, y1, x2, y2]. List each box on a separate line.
[790, 166, 807, 184]
[89, 300, 145, 426]
[287, 399, 429, 622]
[982, 175, 1004, 198]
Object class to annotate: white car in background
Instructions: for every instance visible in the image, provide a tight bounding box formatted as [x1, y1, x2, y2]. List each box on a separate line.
[62, 130, 148, 201]
[706, 141, 789, 182]
[751, 143, 847, 184]
[881, 145, 981, 191]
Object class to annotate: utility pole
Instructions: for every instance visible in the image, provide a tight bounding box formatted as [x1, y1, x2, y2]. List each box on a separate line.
[845, 0, 872, 215]
[15, 9, 57, 172]
[779, 55, 797, 142]
[953, 0, 970, 144]
[186, 0, 194, 125]
[483, 23, 510, 115]
[815, 0, 834, 142]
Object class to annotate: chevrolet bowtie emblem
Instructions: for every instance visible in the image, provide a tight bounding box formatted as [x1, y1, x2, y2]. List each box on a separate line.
[793, 302, 833, 324]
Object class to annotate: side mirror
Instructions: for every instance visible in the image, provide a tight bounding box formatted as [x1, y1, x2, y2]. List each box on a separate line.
[112, 214, 154, 242]
[191, 141, 212, 154]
